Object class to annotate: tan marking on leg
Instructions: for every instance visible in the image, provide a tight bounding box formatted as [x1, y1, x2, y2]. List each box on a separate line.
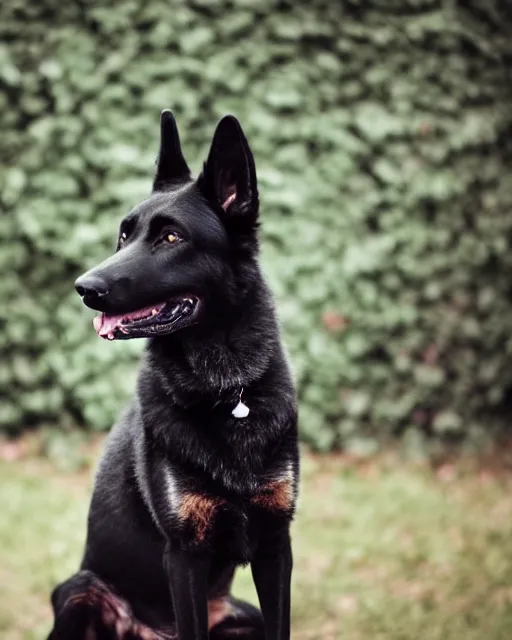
[252, 479, 294, 511]
[208, 596, 233, 630]
[178, 493, 224, 542]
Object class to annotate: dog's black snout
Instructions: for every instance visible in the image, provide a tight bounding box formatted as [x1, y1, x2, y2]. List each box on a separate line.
[75, 274, 109, 303]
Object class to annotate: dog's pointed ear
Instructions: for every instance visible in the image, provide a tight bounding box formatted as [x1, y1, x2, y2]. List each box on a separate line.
[153, 110, 191, 191]
[199, 116, 259, 221]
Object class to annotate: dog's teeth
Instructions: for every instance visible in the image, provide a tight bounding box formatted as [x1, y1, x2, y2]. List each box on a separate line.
[151, 308, 158, 316]
[107, 333, 115, 341]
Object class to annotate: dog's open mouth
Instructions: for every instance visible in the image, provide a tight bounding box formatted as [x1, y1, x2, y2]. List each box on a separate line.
[93, 296, 200, 340]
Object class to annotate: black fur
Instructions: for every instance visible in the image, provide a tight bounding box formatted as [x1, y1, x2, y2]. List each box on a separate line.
[48, 112, 299, 640]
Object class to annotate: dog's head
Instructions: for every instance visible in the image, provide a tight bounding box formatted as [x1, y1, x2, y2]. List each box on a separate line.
[75, 112, 260, 340]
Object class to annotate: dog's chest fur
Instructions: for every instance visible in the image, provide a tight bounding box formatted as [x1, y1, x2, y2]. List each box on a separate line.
[112, 279, 299, 563]
[161, 456, 297, 548]
[131, 387, 298, 560]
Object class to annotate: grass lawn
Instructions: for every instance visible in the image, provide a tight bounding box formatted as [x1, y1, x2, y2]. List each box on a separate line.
[2, 443, 512, 639]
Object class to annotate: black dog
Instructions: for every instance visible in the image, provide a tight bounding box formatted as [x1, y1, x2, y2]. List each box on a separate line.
[48, 112, 299, 640]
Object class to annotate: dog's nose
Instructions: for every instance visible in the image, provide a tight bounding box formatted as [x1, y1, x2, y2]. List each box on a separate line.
[75, 274, 109, 303]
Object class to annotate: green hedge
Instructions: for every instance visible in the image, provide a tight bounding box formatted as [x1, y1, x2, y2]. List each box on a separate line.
[2, 0, 512, 453]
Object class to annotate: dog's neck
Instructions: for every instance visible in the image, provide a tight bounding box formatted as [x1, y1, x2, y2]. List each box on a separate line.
[142, 279, 279, 408]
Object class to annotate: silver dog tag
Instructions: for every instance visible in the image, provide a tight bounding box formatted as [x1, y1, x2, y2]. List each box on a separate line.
[232, 400, 250, 418]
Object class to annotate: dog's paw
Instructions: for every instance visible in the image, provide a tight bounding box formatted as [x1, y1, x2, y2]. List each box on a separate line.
[51, 574, 173, 639]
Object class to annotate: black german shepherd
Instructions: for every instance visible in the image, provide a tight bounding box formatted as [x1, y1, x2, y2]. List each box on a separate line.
[48, 112, 299, 640]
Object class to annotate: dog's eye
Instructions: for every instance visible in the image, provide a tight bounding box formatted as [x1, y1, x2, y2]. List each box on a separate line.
[155, 228, 183, 247]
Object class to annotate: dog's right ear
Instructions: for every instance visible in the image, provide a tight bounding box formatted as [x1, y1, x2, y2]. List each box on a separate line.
[153, 110, 191, 191]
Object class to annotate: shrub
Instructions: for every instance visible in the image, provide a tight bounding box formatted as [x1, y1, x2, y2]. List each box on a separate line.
[2, 0, 512, 453]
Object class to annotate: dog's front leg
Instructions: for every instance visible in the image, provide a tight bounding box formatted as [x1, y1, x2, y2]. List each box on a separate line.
[251, 522, 293, 640]
[164, 544, 211, 640]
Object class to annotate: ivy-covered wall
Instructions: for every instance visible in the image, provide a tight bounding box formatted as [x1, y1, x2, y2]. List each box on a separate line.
[2, 0, 512, 453]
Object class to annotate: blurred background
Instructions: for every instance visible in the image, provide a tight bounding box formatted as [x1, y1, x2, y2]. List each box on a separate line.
[2, 0, 512, 638]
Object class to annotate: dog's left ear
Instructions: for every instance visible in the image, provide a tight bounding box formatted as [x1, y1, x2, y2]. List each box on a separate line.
[153, 110, 191, 191]
[199, 116, 259, 222]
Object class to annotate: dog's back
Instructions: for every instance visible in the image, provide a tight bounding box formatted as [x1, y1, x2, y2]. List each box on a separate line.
[49, 113, 298, 640]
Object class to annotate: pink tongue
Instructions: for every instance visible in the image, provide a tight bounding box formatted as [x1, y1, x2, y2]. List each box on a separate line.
[93, 313, 126, 339]
[93, 302, 166, 340]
